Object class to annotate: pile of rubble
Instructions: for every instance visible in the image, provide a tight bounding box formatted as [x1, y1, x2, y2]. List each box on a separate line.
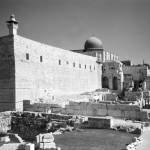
[35, 133, 60, 150]
[125, 137, 142, 150]
[10, 111, 74, 140]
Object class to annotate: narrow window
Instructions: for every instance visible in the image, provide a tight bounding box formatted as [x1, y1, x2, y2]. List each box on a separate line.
[26, 53, 29, 60]
[85, 65, 86, 69]
[73, 62, 75, 67]
[79, 64, 81, 68]
[66, 61, 69, 65]
[94, 66, 95, 70]
[40, 56, 43, 62]
[59, 60, 61, 65]
[90, 65, 91, 70]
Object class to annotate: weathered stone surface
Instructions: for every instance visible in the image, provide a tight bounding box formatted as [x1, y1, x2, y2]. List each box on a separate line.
[112, 110, 121, 118]
[126, 105, 140, 111]
[88, 117, 112, 129]
[140, 111, 148, 120]
[97, 109, 107, 116]
[107, 104, 115, 110]
[129, 111, 136, 118]
[39, 142, 56, 149]
[99, 103, 106, 109]
[125, 110, 130, 118]
[107, 109, 113, 116]
[91, 103, 99, 109]
[36, 133, 54, 143]
[25, 143, 35, 150]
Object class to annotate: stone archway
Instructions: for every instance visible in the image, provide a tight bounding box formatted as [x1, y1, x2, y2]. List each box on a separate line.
[102, 76, 109, 88]
[113, 76, 118, 90]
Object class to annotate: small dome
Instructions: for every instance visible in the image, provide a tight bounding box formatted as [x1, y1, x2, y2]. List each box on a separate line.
[10, 14, 16, 21]
[84, 36, 103, 50]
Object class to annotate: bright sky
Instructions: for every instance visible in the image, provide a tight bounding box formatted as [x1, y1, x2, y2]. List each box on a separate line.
[0, 0, 150, 64]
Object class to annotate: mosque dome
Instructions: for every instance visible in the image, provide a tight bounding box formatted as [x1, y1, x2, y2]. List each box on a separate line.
[84, 36, 103, 50]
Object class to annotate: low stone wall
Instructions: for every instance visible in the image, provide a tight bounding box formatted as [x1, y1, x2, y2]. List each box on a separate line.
[125, 91, 143, 101]
[23, 100, 61, 113]
[62, 101, 149, 121]
[105, 93, 117, 101]
[88, 117, 112, 129]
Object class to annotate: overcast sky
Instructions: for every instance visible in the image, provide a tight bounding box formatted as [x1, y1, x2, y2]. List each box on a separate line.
[0, 0, 150, 64]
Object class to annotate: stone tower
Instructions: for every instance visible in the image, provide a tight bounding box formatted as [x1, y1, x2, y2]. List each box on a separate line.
[6, 14, 18, 35]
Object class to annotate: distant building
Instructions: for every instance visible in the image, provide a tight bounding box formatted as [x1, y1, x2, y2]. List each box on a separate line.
[121, 60, 132, 66]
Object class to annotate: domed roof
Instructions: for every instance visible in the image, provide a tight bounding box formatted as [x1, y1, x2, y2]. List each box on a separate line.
[84, 36, 103, 50]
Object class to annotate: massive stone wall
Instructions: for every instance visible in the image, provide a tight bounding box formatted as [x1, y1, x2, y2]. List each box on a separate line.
[13, 35, 102, 110]
[0, 35, 16, 111]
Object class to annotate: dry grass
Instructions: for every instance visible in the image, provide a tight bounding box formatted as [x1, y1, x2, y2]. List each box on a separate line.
[54, 129, 139, 150]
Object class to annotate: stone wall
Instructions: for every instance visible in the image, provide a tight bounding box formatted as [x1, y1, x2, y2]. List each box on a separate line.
[145, 76, 150, 90]
[88, 117, 112, 129]
[23, 100, 62, 113]
[13, 35, 102, 110]
[102, 61, 123, 90]
[105, 93, 118, 101]
[124, 91, 143, 101]
[123, 66, 148, 81]
[0, 35, 16, 111]
[62, 101, 149, 121]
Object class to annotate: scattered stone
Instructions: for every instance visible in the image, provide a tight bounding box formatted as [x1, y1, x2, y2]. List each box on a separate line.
[0, 136, 10, 143]
[25, 143, 35, 150]
[75, 128, 85, 132]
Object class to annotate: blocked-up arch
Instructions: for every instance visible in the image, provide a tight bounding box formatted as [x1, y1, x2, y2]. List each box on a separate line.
[102, 76, 109, 88]
[113, 76, 118, 90]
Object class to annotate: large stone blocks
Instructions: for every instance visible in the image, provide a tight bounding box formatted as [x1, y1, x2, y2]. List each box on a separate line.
[65, 108, 74, 115]
[126, 105, 140, 111]
[129, 111, 136, 118]
[107, 109, 113, 116]
[117, 104, 126, 110]
[99, 103, 106, 109]
[25, 143, 35, 150]
[136, 111, 140, 119]
[125, 110, 130, 118]
[107, 104, 115, 110]
[91, 103, 99, 109]
[106, 93, 117, 101]
[121, 110, 125, 118]
[39, 142, 56, 149]
[125, 91, 143, 101]
[73, 109, 83, 115]
[82, 110, 93, 116]
[97, 109, 107, 116]
[140, 111, 148, 119]
[112, 110, 121, 118]
[88, 117, 112, 129]
[36, 133, 54, 143]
